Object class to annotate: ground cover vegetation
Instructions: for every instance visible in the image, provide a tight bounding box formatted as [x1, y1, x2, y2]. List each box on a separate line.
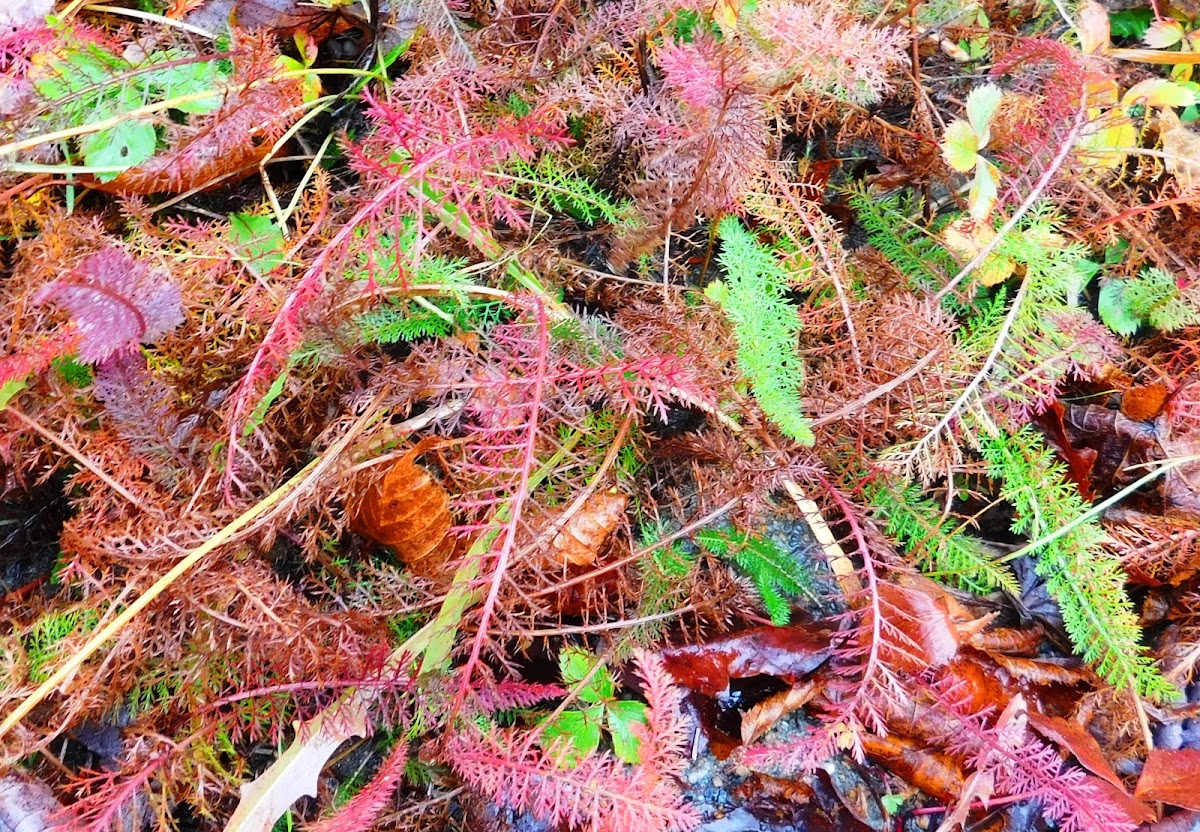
[3, 0, 1200, 828]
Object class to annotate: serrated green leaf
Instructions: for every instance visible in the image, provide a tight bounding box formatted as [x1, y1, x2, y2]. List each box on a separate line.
[542, 707, 603, 767]
[606, 700, 648, 764]
[1144, 18, 1185, 48]
[1110, 7, 1152, 39]
[966, 83, 1003, 147]
[942, 119, 979, 172]
[558, 646, 614, 704]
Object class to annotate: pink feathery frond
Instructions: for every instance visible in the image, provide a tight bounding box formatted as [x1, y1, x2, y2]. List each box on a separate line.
[446, 722, 700, 832]
[33, 247, 183, 364]
[221, 97, 568, 497]
[305, 742, 409, 832]
[747, 3, 908, 105]
[923, 677, 1139, 832]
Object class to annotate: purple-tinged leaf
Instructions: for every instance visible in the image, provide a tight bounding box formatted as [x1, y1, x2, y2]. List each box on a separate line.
[34, 247, 184, 364]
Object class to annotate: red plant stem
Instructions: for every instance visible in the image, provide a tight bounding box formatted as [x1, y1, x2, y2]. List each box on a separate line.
[910, 791, 1038, 817]
[448, 298, 550, 721]
[1089, 193, 1200, 231]
[222, 125, 551, 499]
[812, 472, 885, 723]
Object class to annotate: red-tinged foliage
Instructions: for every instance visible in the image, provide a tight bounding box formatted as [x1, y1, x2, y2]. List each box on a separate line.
[1025, 711, 1124, 790]
[859, 733, 964, 804]
[445, 651, 700, 832]
[32, 247, 183, 364]
[1135, 748, 1200, 809]
[928, 682, 1139, 832]
[100, 35, 309, 194]
[221, 95, 568, 494]
[0, 327, 80, 389]
[305, 742, 409, 832]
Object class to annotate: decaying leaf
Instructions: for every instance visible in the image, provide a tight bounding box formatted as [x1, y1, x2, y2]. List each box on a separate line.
[661, 625, 834, 697]
[350, 439, 453, 575]
[1136, 748, 1200, 808]
[0, 774, 64, 832]
[548, 489, 628, 566]
[741, 681, 818, 745]
[223, 699, 370, 832]
[1026, 711, 1123, 789]
[860, 733, 965, 803]
[1159, 107, 1200, 189]
[941, 219, 1015, 287]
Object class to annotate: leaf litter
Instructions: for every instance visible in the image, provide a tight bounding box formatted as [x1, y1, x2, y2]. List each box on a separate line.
[4, 0, 1200, 829]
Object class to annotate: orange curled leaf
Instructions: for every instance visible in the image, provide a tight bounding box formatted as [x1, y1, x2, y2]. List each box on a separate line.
[350, 439, 453, 576]
[548, 490, 628, 567]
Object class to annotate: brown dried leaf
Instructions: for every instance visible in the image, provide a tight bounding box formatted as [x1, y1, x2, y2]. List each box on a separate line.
[1136, 748, 1200, 808]
[1160, 108, 1200, 189]
[968, 625, 1045, 655]
[860, 733, 965, 803]
[548, 490, 627, 567]
[989, 654, 1094, 687]
[1026, 711, 1123, 789]
[350, 439, 452, 576]
[741, 681, 818, 745]
[661, 625, 834, 697]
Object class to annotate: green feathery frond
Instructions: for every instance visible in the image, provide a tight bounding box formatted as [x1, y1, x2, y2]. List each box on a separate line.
[1099, 267, 1200, 336]
[868, 478, 1018, 595]
[507, 155, 629, 224]
[617, 529, 700, 658]
[696, 527, 815, 625]
[711, 217, 814, 445]
[845, 185, 956, 292]
[979, 427, 1176, 701]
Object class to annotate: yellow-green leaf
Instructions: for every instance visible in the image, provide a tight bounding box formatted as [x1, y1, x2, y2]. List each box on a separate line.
[942, 217, 1016, 287]
[942, 119, 979, 172]
[1121, 77, 1196, 108]
[1077, 110, 1136, 170]
[968, 157, 999, 221]
[1145, 19, 1185, 49]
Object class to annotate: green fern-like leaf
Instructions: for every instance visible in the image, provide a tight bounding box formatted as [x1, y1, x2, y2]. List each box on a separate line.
[711, 217, 814, 444]
[507, 155, 629, 224]
[868, 478, 1018, 595]
[25, 608, 100, 683]
[696, 527, 815, 625]
[1099, 267, 1200, 336]
[845, 186, 957, 293]
[979, 427, 1175, 701]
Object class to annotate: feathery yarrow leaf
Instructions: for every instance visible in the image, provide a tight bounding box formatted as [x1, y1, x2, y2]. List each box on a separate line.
[711, 217, 814, 444]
